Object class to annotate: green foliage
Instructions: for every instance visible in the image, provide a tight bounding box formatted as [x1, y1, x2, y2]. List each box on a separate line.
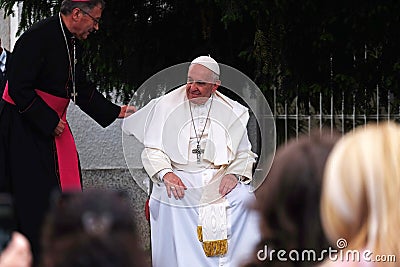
[1, 0, 400, 116]
[218, 0, 400, 117]
[0, 0, 58, 35]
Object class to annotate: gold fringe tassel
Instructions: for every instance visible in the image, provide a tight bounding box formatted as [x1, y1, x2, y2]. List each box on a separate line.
[202, 239, 228, 256]
[197, 226, 228, 256]
[197, 226, 203, 242]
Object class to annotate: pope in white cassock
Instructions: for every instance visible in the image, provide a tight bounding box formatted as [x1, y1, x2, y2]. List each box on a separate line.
[123, 56, 261, 267]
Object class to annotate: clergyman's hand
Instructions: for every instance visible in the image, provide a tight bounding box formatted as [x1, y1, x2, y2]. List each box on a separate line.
[163, 172, 187, 200]
[219, 174, 238, 196]
[53, 119, 66, 137]
[119, 105, 137, 118]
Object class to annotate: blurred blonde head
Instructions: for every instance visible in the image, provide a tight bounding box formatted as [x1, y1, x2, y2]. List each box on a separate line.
[321, 122, 400, 260]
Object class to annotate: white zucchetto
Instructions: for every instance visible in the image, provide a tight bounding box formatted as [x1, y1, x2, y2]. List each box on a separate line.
[191, 55, 220, 76]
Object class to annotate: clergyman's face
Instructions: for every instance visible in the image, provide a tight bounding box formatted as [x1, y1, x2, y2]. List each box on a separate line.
[75, 4, 102, 40]
[186, 64, 219, 104]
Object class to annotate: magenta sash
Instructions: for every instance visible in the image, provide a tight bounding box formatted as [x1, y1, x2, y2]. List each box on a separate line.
[2, 82, 81, 191]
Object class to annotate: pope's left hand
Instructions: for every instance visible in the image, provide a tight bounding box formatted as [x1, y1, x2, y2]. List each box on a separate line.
[219, 174, 238, 196]
[118, 105, 137, 118]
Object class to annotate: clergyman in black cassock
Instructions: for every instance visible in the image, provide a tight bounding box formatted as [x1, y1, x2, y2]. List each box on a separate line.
[0, 0, 135, 262]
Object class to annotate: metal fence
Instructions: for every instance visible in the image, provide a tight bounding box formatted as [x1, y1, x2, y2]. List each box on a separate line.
[272, 54, 400, 145]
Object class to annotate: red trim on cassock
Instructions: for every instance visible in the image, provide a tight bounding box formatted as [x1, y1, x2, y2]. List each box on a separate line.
[2, 82, 81, 191]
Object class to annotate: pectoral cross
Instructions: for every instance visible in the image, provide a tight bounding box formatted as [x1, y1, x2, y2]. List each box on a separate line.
[192, 144, 204, 164]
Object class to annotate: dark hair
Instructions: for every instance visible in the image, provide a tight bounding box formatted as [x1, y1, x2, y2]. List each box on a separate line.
[40, 189, 148, 267]
[243, 129, 340, 267]
[60, 0, 105, 15]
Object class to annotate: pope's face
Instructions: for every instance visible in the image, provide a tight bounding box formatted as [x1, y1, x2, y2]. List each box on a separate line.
[74, 4, 102, 40]
[186, 64, 219, 104]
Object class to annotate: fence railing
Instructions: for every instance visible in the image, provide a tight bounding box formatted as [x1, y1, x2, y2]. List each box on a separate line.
[270, 48, 400, 145]
[272, 88, 400, 145]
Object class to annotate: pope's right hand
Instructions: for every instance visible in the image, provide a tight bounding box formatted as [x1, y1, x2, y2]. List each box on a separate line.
[163, 172, 187, 200]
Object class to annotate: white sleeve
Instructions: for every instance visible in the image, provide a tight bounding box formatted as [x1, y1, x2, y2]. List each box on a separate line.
[141, 147, 173, 183]
[156, 168, 174, 182]
[225, 130, 257, 183]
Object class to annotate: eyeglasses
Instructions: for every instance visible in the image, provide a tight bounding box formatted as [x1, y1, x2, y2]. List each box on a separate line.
[79, 8, 101, 26]
[187, 78, 214, 87]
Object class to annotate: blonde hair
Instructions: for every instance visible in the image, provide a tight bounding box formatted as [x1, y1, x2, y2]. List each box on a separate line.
[321, 122, 400, 261]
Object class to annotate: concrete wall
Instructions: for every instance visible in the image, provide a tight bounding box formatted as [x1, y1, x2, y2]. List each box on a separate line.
[67, 104, 151, 251]
[0, 9, 11, 50]
[0, 4, 21, 51]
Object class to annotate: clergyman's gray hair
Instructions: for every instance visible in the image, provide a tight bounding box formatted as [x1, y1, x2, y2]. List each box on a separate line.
[60, 0, 105, 15]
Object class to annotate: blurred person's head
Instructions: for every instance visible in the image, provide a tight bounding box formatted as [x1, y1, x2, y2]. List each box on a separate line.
[244, 129, 340, 267]
[321, 122, 400, 264]
[41, 188, 148, 267]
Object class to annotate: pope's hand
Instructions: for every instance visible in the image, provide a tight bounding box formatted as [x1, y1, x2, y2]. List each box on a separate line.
[219, 174, 238, 196]
[163, 172, 187, 199]
[119, 105, 137, 118]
